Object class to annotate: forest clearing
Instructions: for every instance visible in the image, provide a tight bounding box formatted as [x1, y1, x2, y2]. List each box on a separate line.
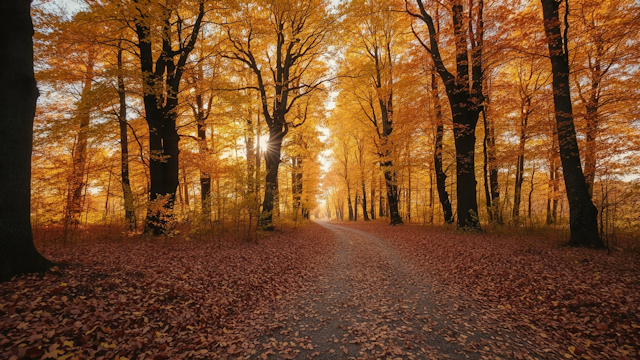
[1, 0, 640, 358]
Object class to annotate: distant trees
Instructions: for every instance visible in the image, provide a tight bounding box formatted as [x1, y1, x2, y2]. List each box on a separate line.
[221, 0, 335, 229]
[0, 0, 52, 281]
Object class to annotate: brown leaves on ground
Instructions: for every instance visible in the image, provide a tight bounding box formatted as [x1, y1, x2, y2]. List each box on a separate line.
[338, 221, 640, 359]
[0, 224, 335, 360]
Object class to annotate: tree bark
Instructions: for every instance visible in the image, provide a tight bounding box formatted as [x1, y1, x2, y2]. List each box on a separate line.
[412, 0, 483, 230]
[135, 2, 205, 235]
[0, 0, 53, 281]
[370, 177, 376, 220]
[540, 0, 603, 247]
[361, 181, 370, 221]
[116, 46, 135, 231]
[431, 73, 454, 224]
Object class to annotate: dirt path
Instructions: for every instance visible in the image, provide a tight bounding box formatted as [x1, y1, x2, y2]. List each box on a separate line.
[253, 221, 519, 359]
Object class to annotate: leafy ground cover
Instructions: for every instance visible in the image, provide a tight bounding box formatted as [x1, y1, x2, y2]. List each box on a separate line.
[0, 224, 335, 359]
[337, 221, 640, 359]
[2, 221, 639, 360]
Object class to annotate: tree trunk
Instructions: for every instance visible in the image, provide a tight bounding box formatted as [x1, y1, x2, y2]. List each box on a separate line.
[196, 93, 211, 221]
[135, 3, 204, 235]
[259, 126, 285, 230]
[116, 46, 135, 231]
[370, 177, 376, 220]
[452, 108, 481, 230]
[347, 186, 354, 221]
[431, 73, 454, 224]
[540, 0, 603, 247]
[354, 194, 359, 221]
[482, 108, 492, 223]
[487, 110, 501, 224]
[512, 140, 526, 222]
[0, 0, 53, 281]
[361, 181, 370, 221]
[379, 173, 385, 218]
[292, 155, 303, 218]
[406, 144, 412, 222]
[528, 165, 536, 219]
[382, 161, 402, 225]
[64, 57, 95, 233]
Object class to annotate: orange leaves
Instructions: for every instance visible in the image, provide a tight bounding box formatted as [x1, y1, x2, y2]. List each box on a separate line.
[0, 224, 334, 359]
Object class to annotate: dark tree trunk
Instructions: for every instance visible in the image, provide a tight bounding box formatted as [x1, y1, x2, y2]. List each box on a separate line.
[196, 93, 211, 220]
[347, 186, 354, 221]
[370, 179, 376, 220]
[513, 99, 530, 222]
[259, 126, 285, 230]
[0, 0, 53, 281]
[482, 109, 492, 223]
[487, 110, 501, 224]
[412, 0, 483, 230]
[528, 165, 536, 219]
[135, 2, 204, 235]
[116, 46, 135, 231]
[431, 73, 454, 224]
[546, 129, 560, 225]
[382, 160, 402, 225]
[379, 174, 385, 218]
[354, 194, 359, 221]
[361, 181, 370, 221]
[540, 0, 603, 247]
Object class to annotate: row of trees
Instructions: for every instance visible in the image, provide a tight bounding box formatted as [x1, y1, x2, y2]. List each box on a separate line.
[27, 0, 335, 237]
[322, 0, 640, 249]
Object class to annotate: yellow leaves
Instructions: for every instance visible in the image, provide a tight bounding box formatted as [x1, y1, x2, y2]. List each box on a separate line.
[85, 325, 98, 335]
[100, 342, 116, 349]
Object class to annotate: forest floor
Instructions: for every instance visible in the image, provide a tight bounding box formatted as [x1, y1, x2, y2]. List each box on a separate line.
[1, 221, 639, 360]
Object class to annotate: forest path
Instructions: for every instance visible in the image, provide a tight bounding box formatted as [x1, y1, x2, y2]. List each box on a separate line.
[253, 221, 500, 360]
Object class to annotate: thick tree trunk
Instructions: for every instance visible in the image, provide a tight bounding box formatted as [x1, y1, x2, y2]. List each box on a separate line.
[540, 0, 603, 247]
[259, 126, 285, 230]
[452, 109, 481, 230]
[116, 47, 135, 231]
[135, 3, 204, 235]
[431, 73, 454, 224]
[413, 0, 483, 230]
[0, 0, 53, 281]
[382, 161, 403, 225]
